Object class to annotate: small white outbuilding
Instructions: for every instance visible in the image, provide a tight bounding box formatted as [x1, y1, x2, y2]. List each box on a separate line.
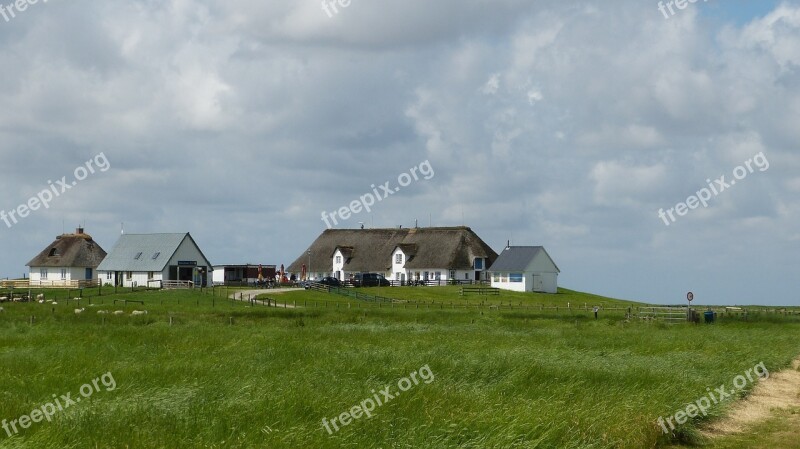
[488, 246, 560, 294]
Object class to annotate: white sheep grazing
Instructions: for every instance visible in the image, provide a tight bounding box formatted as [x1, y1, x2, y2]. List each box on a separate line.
[38, 299, 46, 304]
[73, 297, 82, 301]
[97, 310, 109, 315]
[0, 306, 4, 312]
[113, 310, 125, 315]
[74, 308, 85, 314]
[131, 310, 148, 316]
[51, 301, 58, 305]
[0, 297, 7, 302]
[36, 294, 44, 300]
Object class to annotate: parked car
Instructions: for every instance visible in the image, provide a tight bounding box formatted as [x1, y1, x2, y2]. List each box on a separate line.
[350, 273, 390, 287]
[319, 277, 342, 287]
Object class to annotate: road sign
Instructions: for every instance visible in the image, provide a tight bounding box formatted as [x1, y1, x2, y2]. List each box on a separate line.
[687, 292, 694, 302]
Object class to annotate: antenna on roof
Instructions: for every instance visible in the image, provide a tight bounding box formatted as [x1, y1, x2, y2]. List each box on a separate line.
[507, 240, 511, 250]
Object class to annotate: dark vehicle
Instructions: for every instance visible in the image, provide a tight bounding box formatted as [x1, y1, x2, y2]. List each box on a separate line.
[319, 277, 342, 287]
[350, 272, 390, 287]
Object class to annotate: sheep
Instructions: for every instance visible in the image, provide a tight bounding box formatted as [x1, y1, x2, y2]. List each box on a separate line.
[113, 310, 125, 315]
[38, 299, 46, 304]
[0, 297, 7, 302]
[51, 301, 58, 305]
[131, 310, 148, 316]
[97, 310, 109, 315]
[0, 306, 4, 312]
[74, 308, 85, 314]
[36, 294, 44, 301]
[73, 297, 82, 301]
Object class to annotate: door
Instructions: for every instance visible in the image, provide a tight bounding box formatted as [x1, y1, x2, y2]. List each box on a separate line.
[533, 275, 543, 292]
[85, 268, 93, 280]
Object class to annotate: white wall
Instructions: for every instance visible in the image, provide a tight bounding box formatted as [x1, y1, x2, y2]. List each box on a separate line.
[491, 271, 558, 293]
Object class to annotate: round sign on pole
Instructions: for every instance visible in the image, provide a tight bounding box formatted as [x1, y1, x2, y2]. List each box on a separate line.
[687, 292, 694, 302]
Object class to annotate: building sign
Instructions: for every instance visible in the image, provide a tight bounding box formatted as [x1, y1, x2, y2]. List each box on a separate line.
[178, 261, 197, 266]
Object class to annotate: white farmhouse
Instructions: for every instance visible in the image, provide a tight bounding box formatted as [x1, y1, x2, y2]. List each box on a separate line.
[489, 246, 560, 293]
[290, 227, 498, 284]
[96, 233, 213, 288]
[26, 227, 107, 287]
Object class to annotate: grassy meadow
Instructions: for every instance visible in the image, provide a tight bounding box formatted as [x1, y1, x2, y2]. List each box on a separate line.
[0, 286, 798, 448]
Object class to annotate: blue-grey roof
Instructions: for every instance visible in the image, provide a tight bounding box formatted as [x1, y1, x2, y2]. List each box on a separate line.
[488, 246, 560, 272]
[96, 233, 208, 272]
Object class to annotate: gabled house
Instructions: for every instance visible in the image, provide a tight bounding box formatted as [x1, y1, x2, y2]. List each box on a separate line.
[488, 246, 560, 293]
[26, 227, 107, 287]
[289, 226, 498, 284]
[96, 233, 213, 288]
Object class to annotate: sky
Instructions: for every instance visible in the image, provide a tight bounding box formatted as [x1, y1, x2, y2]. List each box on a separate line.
[1, 0, 799, 306]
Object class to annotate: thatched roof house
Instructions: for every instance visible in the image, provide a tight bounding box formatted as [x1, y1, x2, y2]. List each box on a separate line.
[288, 226, 498, 283]
[26, 227, 107, 286]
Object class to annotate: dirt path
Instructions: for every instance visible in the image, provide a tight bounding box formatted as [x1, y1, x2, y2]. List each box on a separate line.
[229, 288, 299, 309]
[702, 357, 800, 437]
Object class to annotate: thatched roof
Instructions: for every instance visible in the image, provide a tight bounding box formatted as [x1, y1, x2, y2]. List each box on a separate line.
[288, 227, 498, 273]
[27, 229, 107, 268]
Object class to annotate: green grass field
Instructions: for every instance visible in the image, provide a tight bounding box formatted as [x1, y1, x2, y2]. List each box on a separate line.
[0, 287, 798, 448]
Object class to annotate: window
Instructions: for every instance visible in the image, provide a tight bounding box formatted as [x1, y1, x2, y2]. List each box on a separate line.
[464, 273, 469, 280]
[148, 272, 154, 280]
[474, 258, 483, 269]
[152, 252, 160, 260]
[106, 272, 113, 280]
[449, 270, 456, 279]
[60, 269, 67, 280]
[395, 254, 403, 264]
[510, 273, 523, 283]
[134, 252, 142, 260]
[48, 248, 59, 257]
[40, 268, 48, 280]
[424, 271, 429, 280]
[435, 272, 441, 280]
[500, 274, 508, 283]
[335, 256, 342, 264]
[492, 273, 500, 282]
[126, 272, 132, 280]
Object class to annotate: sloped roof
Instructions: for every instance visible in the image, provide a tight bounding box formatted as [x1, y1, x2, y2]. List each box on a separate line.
[288, 227, 498, 273]
[96, 233, 211, 272]
[488, 246, 560, 272]
[27, 231, 107, 268]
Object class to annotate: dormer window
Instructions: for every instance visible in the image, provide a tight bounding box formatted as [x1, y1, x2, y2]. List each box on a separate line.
[395, 254, 403, 264]
[48, 248, 59, 257]
[474, 258, 484, 270]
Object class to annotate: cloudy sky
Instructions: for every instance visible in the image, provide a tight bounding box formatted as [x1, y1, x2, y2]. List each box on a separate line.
[1, 0, 798, 305]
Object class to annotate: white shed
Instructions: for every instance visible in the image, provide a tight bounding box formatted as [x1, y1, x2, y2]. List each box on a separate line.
[488, 246, 560, 293]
